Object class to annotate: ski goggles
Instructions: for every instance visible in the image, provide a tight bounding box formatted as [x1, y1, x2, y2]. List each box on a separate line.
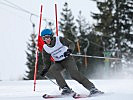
[42, 35, 51, 41]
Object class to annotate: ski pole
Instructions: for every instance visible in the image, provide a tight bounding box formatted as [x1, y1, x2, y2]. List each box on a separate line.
[71, 54, 121, 60]
[45, 76, 61, 90]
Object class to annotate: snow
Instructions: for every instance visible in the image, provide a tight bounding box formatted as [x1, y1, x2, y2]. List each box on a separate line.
[0, 80, 133, 100]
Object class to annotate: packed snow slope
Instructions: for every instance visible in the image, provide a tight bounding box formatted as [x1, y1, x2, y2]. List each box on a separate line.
[0, 80, 133, 100]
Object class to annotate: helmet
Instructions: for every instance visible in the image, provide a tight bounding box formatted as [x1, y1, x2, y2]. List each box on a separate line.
[41, 29, 53, 36]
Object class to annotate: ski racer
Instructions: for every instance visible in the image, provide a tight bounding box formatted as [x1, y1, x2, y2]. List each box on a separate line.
[38, 28, 104, 96]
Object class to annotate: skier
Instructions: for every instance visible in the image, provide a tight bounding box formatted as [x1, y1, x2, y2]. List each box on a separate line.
[39, 28, 104, 96]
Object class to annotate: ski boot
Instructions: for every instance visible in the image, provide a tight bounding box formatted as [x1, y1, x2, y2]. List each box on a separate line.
[61, 87, 75, 95]
[89, 87, 104, 97]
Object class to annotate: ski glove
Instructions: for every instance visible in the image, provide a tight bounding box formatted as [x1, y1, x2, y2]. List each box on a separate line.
[64, 49, 72, 57]
[40, 68, 48, 77]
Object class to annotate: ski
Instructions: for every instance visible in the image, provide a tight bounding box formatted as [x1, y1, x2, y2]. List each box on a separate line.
[42, 93, 75, 99]
[42, 94, 64, 99]
[73, 92, 105, 99]
[72, 93, 89, 99]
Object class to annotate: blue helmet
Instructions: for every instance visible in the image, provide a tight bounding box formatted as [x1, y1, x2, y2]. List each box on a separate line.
[41, 29, 53, 36]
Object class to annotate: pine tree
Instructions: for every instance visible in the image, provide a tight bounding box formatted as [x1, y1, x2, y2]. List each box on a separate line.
[76, 10, 104, 78]
[59, 2, 77, 42]
[91, 0, 114, 53]
[24, 25, 43, 80]
[76, 11, 90, 69]
[76, 11, 93, 76]
[91, 0, 133, 78]
[92, 0, 133, 57]
[114, 0, 133, 57]
[76, 11, 91, 55]
[24, 31, 37, 80]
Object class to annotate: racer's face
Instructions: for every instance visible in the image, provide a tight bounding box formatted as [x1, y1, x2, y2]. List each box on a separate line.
[42, 35, 51, 44]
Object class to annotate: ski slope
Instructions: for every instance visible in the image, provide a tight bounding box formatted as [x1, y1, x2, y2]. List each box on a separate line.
[0, 80, 133, 100]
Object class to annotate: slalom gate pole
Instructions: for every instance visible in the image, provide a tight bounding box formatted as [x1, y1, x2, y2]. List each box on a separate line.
[71, 54, 121, 60]
[55, 4, 58, 36]
[76, 41, 81, 54]
[33, 5, 43, 91]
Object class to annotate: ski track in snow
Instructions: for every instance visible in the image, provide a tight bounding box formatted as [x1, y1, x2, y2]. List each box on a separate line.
[0, 80, 133, 100]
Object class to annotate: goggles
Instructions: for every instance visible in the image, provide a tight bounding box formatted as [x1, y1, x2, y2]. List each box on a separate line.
[42, 35, 51, 41]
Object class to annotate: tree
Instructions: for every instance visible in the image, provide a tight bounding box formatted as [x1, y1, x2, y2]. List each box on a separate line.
[113, 0, 133, 57]
[59, 2, 77, 42]
[24, 32, 37, 80]
[92, 0, 133, 57]
[91, 0, 133, 78]
[76, 11, 91, 55]
[76, 11, 91, 72]
[91, 0, 114, 53]
[24, 25, 43, 80]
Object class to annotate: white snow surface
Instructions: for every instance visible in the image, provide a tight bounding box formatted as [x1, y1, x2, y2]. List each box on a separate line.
[0, 80, 133, 100]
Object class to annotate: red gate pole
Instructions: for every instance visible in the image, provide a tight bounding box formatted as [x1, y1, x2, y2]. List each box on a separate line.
[33, 5, 43, 91]
[55, 4, 58, 36]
